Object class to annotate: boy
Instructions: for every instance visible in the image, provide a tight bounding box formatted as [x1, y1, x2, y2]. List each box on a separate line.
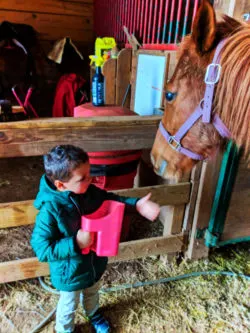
[31, 145, 160, 333]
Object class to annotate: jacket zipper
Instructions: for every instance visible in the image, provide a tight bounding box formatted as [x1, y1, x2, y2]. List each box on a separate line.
[91, 252, 96, 281]
[70, 194, 97, 281]
[69, 195, 82, 216]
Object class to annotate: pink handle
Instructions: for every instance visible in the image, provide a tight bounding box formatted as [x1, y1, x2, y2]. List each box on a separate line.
[81, 200, 125, 256]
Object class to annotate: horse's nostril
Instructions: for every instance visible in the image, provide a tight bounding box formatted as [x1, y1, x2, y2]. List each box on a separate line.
[159, 160, 168, 176]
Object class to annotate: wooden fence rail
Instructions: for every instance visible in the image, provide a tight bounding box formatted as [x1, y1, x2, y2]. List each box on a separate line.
[0, 116, 161, 157]
[0, 183, 190, 228]
[0, 115, 191, 284]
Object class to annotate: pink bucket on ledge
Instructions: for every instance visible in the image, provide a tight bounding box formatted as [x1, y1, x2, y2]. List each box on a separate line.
[81, 200, 125, 257]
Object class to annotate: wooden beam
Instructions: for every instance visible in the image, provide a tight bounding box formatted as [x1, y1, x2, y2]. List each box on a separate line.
[182, 163, 203, 232]
[0, 234, 184, 283]
[110, 234, 184, 263]
[0, 183, 191, 228]
[186, 155, 223, 260]
[0, 201, 38, 228]
[0, 10, 93, 42]
[0, 116, 161, 157]
[0, 0, 93, 17]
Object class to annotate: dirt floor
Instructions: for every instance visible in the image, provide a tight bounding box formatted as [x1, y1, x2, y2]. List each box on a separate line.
[0, 245, 250, 333]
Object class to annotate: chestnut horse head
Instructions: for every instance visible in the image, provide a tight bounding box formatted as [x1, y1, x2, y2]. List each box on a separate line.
[151, 0, 250, 180]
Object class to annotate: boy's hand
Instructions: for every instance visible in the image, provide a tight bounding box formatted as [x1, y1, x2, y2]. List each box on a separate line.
[76, 230, 94, 249]
[136, 193, 160, 221]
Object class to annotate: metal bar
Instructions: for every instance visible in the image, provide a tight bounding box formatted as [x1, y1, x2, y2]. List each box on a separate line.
[136, 0, 141, 36]
[140, 0, 145, 39]
[162, 0, 169, 43]
[115, 1, 119, 40]
[128, 0, 132, 34]
[157, 0, 164, 43]
[192, 0, 199, 27]
[142, 44, 177, 50]
[174, 0, 183, 43]
[132, 0, 137, 33]
[104, 0, 108, 37]
[124, 0, 129, 42]
[152, 0, 159, 44]
[147, 0, 154, 43]
[121, 0, 126, 42]
[143, 0, 149, 44]
[168, 0, 176, 44]
[118, 0, 122, 41]
[121, 0, 125, 41]
[182, 0, 190, 38]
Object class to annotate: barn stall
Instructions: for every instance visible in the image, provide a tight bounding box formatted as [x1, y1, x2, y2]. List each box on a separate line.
[0, 0, 249, 332]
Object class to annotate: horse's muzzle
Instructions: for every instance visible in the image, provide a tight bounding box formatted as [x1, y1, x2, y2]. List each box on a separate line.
[150, 153, 168, 177]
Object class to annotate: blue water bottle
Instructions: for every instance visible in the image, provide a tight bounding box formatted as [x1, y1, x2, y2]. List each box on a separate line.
[92, 59, 105, 106]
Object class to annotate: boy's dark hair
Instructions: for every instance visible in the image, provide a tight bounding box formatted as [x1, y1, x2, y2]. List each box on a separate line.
[44, 145, 89, 182]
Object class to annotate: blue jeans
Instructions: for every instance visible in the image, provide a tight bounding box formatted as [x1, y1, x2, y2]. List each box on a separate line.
[55, 281, 100, 333]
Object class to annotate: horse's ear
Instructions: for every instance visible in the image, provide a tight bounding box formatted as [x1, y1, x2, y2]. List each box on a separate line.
[192, 0, 216, 53]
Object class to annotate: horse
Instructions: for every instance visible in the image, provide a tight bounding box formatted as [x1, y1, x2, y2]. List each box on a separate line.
[150, 0, 250, 180]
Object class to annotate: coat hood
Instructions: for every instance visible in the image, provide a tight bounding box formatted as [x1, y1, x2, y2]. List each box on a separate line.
[34, 174, 71, 210]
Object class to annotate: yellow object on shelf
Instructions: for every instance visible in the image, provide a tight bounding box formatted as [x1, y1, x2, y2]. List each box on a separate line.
[89, 37, 116, 67]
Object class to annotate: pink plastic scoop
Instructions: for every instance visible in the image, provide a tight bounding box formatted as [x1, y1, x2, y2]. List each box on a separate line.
[81, 200, 125, 256]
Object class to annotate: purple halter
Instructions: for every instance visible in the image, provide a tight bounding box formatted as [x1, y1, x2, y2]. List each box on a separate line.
[159, 40, 231, 161]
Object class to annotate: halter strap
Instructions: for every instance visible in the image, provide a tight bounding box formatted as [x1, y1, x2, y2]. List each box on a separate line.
[159, 120, 204, 160]
[203, 40, 225, 123]
[159, 40, 231, 161]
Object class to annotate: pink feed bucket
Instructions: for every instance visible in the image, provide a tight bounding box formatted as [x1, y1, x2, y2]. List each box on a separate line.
[81, 200, 125, 256]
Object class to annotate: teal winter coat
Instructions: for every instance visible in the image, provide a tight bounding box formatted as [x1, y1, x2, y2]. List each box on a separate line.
[31, 175, 138, 291]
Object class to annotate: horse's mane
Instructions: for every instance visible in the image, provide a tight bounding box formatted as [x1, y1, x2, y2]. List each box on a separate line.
[215, 20, 250, 154]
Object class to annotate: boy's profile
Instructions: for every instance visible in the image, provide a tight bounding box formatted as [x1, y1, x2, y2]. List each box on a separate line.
[31, 145, 160, 333]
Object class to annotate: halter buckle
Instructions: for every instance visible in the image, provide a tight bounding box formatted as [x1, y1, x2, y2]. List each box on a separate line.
[204, 64, 221, 85]
[168, 136, 181, 151]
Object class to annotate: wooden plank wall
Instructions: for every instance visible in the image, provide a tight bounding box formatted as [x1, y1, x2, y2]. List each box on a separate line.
[0, 117, 190, 283]
[222, 158, 250, 241]
[0, 0, 93, 43]
[0, 1, 94, 116]
[214, 0, 249, 20]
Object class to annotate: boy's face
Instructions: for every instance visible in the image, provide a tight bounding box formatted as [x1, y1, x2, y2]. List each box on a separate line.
[55, 162, 92, 194]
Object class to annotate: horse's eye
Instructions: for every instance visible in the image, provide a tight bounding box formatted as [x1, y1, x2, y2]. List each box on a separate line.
[165, 91, 177, 102]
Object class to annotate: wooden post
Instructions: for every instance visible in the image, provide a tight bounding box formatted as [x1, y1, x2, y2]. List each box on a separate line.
[102, 58, 117, 105]
[214, 0, 249, 21]
[186, 154, 223, 260]
[116, 48, 132, 107]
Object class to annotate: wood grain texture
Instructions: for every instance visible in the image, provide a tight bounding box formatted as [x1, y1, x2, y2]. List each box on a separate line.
[103, 58, 117, 105]
[0, 116, 161, 157]
[0, 0, 93, 17]
[130, 49, 172, 111]
[116, 48, 132, 107]
[182, 163, 203, 232]
[185, 156, 222, 260]
[214, 0, 249, 19]
[0, 183, 191, 228]
[0, 234, 184, 283]
[222, 160, 250, 241]
[0, 10, 93, 42]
